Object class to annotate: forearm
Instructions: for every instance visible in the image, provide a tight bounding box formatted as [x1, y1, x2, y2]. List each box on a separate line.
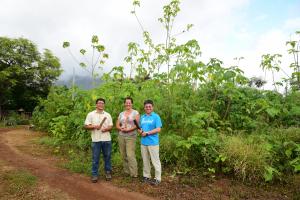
[103, 125, 113, 132]
[145, 127, 161, 135]
[126, 126, 138, 132]
[85, 124, 96, 130]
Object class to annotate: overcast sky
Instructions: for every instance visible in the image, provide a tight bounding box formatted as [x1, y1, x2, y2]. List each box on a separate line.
[1, 0, 299, 91]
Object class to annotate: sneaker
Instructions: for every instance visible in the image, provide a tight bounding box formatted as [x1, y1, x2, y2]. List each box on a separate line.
[150, 179, 161, 185]
[91, 176, 98, 183]
[105, 172, 112, 181]
[142, 177, 151, 183]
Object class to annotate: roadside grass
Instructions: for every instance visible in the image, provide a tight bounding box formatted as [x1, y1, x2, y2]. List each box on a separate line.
[0, 159, 75, 200]
[0, 121, 5, 128]
[0, 161, 37, 199]
[0, 121, 20, 128]
[3, 170, 37, 194]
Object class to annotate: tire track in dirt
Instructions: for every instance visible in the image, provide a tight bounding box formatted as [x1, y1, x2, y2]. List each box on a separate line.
[0, 128, 155, 200]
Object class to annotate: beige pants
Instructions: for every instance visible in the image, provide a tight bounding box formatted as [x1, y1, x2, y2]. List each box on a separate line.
[141, 145, 161, 181]
[118, 135, 138, 177]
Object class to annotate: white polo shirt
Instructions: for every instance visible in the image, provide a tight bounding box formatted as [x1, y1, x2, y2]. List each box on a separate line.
[84, 110, 113, 142]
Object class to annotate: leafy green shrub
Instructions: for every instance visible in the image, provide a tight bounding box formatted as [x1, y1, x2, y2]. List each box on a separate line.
[263, 128, 300, 175]
[282, 91, 300, 126]
[160, 133, 184, 165]
[167, 130, 223, 174]
[32, 86, 74, 131]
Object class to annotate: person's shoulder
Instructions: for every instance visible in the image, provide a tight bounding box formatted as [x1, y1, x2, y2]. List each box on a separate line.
[104, 111, 112, 117]
[152, 112, 161, 118]
[132, 109, 139, 115]
[87, 110, 96, 116]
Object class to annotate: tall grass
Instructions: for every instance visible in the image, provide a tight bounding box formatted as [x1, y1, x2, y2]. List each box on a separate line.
[222, 135, 271, 182]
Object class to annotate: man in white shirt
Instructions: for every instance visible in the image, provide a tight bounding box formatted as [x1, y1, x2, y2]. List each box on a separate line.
[84, 98, 113, 183]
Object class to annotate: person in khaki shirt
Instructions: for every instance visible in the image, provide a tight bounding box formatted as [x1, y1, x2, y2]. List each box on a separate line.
[84, 98, 113, 183]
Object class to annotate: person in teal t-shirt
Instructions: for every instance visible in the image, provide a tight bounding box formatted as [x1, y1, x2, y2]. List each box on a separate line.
[138, 99, 162, 185]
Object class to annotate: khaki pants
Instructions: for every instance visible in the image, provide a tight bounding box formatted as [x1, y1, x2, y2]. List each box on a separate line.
[118, 135, 138, 177]
[141, 145, 161, 181]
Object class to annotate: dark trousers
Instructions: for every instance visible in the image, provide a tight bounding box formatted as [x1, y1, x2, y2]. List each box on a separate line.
[91, 141, 112, 177]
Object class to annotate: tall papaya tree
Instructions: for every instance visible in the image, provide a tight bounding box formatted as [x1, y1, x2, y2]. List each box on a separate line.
[63, 35, 109, 87]
[286, 31, 300, 90]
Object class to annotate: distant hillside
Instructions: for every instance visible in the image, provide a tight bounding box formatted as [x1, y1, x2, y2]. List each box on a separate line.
[55, 75, 103, 90]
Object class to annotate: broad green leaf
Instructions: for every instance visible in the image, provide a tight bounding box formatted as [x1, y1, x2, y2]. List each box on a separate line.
[91, 35, 99, 44]
[79, 62, 86, 68]
[80, 49, 86, 55]
[266, 107, 280, 118]
[63, 41, 70, 48]
[96, 45, 105, 52]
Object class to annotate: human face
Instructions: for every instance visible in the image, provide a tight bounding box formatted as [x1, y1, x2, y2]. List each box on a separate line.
[124, 99, 133, 111]
[96, 100, 105, 111]
[144, 103, 153, 115]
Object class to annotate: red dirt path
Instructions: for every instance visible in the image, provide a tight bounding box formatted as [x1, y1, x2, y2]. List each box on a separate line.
[0, 128, 155, 200]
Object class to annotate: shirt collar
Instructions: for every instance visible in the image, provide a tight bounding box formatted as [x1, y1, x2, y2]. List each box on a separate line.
[145, 112, 154, 116]
[95, 110, 105, 114]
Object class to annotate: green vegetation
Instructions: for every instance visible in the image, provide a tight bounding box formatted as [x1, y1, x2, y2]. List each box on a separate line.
[0, 168, 37, 198]
[2, 111, 30, 126]
[30, 0, 300, 184]
[0, 37, 62, 113]
[63, 35, 109, 86]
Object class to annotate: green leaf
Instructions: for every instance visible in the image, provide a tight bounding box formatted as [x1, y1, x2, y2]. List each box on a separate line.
[285, 149, 292, 158]
[289, 157, 300, 172]
[96, 45, 105, 52]
[224, 70, 236, 80]
[79, 49, 86, 55]
[265, 107, 280, 118]
[133, 0, 140, 6]
[263, 166, 274, 182]
[208, 168, 215, 173]
[220, 155, 227, 162]
[91, 35, 99, 44]
[263, 166, 280, 182]
[103, 53, 109, 59]
[294, 165, 300, 172]
[63, 41, 70, 48]
[79, 62, 86, 68]
[186, 24, 193, 31]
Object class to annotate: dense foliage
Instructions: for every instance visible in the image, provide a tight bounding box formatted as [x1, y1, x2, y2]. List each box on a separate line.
[32, 79, 300, 182]
[0, 37, 62, 112]
[32, 0, 300, 183]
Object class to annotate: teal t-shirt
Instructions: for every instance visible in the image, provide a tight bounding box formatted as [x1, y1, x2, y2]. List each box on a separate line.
[140, 112, 162, 146]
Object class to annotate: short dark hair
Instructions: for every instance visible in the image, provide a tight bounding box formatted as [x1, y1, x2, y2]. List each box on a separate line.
[124, 97, 133, 104]
[144, 99, 153, 106]
[96, 98, 105, 104]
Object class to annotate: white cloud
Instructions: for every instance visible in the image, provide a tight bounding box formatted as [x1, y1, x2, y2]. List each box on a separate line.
[0, 0, 298, 88]
[233, 29, 296, 92]
[284, 17, 300, 30]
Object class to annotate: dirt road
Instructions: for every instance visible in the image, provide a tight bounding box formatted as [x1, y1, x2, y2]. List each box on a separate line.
[0, 128, 154, 200]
